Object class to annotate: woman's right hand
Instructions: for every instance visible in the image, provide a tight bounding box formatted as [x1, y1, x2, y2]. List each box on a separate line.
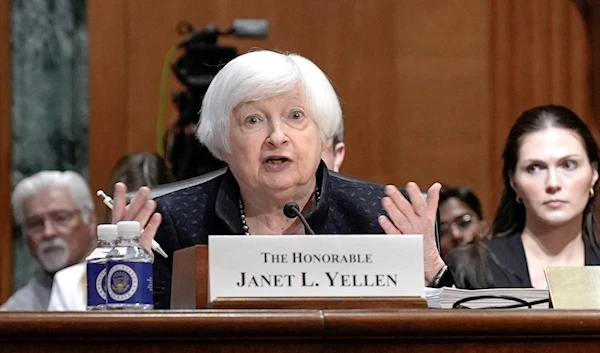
[111, 182, 162, 253]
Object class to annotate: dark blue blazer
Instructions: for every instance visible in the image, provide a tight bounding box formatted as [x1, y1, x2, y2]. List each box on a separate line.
[152, 162, 392, 309]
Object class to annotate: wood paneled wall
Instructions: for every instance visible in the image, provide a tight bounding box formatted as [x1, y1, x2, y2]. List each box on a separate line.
[88, 0, 492, 215]
[489, 0, 592, 209]
[87, 0, 591, 221]
[0, 0, 12, 302]
[584, 0, 600, 125]
[87, 0, 128, 216]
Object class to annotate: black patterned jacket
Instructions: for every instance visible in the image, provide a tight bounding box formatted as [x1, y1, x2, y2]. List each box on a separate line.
[151, 162, 389, 309]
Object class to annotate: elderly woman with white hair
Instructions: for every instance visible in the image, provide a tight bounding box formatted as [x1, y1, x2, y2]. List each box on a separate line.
[113, 50, 446, 309]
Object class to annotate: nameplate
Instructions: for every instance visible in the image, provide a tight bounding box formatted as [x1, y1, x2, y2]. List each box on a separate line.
[208, 234, 424, 302]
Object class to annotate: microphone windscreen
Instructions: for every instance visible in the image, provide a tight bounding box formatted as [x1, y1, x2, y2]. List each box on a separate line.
[283, 202, 300, 218]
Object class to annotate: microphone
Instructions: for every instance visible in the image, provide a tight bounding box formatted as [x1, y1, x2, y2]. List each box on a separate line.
[283, 202, 315, 235]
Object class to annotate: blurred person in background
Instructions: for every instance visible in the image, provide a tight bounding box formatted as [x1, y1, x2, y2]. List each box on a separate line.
[438, 185, 488, 258]
[321, 121, 345, 172]
[2, 171, 96, 310]
[103, 152, 174, 222]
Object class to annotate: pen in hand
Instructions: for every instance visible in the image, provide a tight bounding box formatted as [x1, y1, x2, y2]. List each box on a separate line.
[96, 190, 168, 258]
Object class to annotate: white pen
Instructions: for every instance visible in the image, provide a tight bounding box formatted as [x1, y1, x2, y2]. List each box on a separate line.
[96, 190, 168, 258]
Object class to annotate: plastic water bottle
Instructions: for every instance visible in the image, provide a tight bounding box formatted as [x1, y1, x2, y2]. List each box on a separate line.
[106, 221, 154, 310]
[86, 224, 118, 310]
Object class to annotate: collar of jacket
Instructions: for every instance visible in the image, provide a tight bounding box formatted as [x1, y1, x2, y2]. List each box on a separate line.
[214, 161, 330, 235]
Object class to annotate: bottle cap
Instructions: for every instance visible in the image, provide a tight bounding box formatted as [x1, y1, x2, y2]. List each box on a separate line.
[96, 224, 118, 242]
[117, 221, 141, 239]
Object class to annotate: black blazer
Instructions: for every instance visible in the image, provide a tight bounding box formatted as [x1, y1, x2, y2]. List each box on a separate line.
[447, 232, 600, 288]
[151, 162, 394, 309]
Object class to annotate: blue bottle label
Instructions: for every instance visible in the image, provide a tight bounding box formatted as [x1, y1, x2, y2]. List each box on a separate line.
[106, 261, 153, 305]
[87, 262, 107, 306]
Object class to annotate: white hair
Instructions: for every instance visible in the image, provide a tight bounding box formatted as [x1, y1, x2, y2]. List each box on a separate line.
[333, 120, 345, 145]
[11, 170, 94, 226]
[36, 238, 70, 272]
[196, 50, 343, 160]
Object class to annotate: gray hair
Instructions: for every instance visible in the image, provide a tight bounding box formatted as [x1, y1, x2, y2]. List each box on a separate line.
[196, 50, 343, 160]
[333, 120, 345, 146]
[11, 170, 94, 226]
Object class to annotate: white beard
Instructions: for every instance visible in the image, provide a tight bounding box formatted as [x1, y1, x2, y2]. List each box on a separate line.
[36, 238, 70, 273]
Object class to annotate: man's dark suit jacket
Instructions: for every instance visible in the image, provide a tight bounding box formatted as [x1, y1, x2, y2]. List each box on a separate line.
[151, 162, 391, 309]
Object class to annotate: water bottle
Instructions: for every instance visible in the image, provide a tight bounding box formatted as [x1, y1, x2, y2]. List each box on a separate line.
[106, 221, 154, 310]
[86, 224, 118, 310]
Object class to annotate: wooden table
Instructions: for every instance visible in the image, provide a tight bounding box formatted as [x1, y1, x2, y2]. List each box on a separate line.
[1, 309, 599, 352]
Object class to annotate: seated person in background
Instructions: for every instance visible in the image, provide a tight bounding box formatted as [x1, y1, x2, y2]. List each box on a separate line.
[1, 171, 96, 310]
[321, 121, 345, 172]
[110, 49, 446, 309]
[438, 185, 488, 258]
[446, 105, 600, 289]
[103, 152, 174, 222]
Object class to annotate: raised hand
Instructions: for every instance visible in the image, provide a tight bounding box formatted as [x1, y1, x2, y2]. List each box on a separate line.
[378, 182, 445, 285]
[111, 182, 162, 254]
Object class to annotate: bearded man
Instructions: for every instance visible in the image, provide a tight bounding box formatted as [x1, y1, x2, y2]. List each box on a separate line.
[1, 171, 96, 310]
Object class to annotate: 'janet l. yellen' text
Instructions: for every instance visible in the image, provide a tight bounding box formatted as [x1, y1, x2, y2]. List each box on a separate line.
[236, 272, 398, 287]
[235, 252, 398, 288]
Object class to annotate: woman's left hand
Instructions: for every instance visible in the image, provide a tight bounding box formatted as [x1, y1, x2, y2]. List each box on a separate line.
[378, 182, 445, 285]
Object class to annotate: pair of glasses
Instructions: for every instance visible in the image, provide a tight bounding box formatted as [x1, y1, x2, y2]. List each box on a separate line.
[452, 295, 549, 309]
[439, 214, 474, 236]
[24, 209, 81, 235]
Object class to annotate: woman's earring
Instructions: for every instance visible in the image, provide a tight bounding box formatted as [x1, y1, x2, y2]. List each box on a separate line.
[590, 188, 595, 198]
[516, 195, 523, 204]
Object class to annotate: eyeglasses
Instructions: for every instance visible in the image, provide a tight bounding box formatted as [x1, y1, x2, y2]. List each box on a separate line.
[23, 209, 81, 235]
[439, 214, 475, 237]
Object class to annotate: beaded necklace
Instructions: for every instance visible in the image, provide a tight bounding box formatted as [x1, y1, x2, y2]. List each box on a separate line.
[238, 187, 320, 235]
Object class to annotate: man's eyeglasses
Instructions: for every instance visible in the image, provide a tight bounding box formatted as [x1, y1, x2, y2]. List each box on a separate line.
[23, 210, 81, 235]
[439, 214, 474, 236]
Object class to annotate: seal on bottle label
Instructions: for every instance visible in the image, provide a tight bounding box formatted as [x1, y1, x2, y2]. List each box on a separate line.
[107, 261, 153, 305]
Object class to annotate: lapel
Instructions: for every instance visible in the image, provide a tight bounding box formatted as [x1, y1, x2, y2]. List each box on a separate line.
[488, 233, 532, 287]
[214, 169, 243, 234]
